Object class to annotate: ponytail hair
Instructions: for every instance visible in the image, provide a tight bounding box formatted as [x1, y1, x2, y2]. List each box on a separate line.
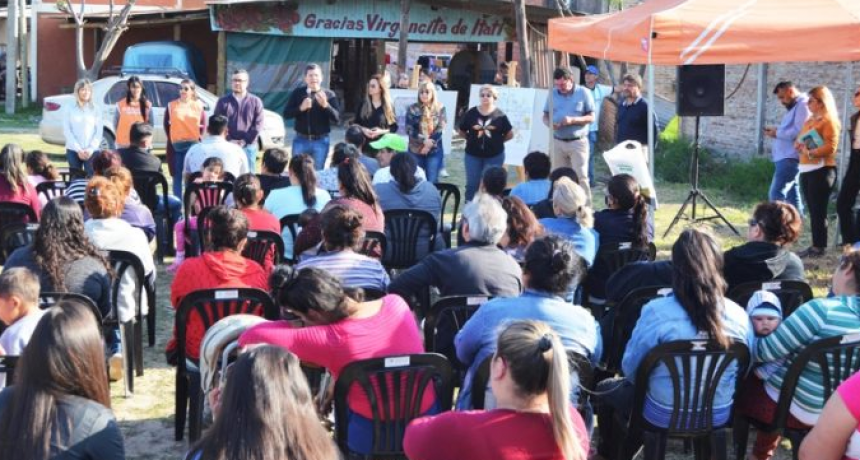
[607, 174, 649, 247]
[289, 154, 318, 208]
[233, 173, 263, 209]
[495, 320, 585, 460]
[552, 177, 593, 228]
[390, 153, 417, 193]
[25, 150, 59, 181]
[523, 235, 584, 295]
[337, 158, 378, 209]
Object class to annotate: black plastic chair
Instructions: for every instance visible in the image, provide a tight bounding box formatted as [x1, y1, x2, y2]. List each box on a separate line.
[39, 292, 104, 325]
[279, 214, 301, 264]
[107, 250, 153, 396]
[585, 242, 657, 316]
[434, 182, 461, 249]
[58, 167, 86, 182]
[241, 230, 285, 268]
[423, 295, 491, 367]
[133, 171, 174, 264]
[358, 230, 386, 259]
[382, 209, 437, 271]
[471, 349, 594, 412]
[0, 202, 38, 227]
[0, 222, 37, 262]
[615, 340, 750, 460]
[602, 285, 673, 375]
[174, 288, 278, 442]
[333, 353, 455, 458]
[733, 333, 860, 460]
[35, 180, 69, 203]
[0, 355, 18, 385]
[362, 287, 388, 301]
[727, 280, 813, 319]
[186, 170, 236, 184]
[183, 181, 233, 257]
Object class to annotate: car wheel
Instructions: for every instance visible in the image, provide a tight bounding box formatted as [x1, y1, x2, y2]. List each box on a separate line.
[101, 130, 116, 150]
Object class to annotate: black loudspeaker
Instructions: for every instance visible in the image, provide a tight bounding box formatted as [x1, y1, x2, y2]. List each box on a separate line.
[677, 64, 725, 117]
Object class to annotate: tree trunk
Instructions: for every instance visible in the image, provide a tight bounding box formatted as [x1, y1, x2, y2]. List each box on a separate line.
[86, 0, 135, 79]
[513, 0, 531, 87]
[398, 0, 410, 74]
[75, 24, 87, 79]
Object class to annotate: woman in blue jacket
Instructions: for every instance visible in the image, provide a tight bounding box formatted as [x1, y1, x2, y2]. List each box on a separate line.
[538, 176, 599, 266]
[593, 228, 751, 459]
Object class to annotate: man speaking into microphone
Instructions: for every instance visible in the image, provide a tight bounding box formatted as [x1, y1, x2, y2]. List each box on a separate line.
[284, 63, 342, 170]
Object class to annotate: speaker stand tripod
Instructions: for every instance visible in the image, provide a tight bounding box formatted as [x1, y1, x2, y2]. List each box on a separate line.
[663, 116, 740, 238]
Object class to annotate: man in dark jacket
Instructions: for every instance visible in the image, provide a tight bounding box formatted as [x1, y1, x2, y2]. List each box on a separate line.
[118, 122, 161, 174]
[283, 63, 341, 171]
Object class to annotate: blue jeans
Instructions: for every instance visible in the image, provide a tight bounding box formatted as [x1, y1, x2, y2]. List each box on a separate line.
[66, 149, 94, 177]
[410, 145, 444, 184]
[588, 131, 598, 187]
[769, 158, 803, 214]
[156, 195, 183, 225]
[242, 144, 259, 174]
[292, 134, 330, 170]
[171, 141, 197, 198]
[464, 151, 505, 201]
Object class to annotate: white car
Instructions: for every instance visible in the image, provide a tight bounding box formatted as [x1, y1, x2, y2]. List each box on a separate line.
[39, 74, 286, 150]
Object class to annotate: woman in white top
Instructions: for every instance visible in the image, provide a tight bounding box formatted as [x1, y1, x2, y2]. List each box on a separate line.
[264, 153, 331, 258]
[63, 79, 102, 177]
[83, 177, 155, 335]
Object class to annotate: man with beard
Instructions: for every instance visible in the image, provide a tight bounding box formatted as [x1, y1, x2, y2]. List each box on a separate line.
[764, 81, 810, 213]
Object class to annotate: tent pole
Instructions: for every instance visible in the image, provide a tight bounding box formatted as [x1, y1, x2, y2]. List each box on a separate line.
[647, 58, 655, 179]
[839, 62, 855, 186]
[755, 64, 768, 156]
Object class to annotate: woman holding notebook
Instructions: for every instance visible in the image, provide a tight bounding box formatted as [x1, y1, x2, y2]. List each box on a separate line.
[795, 85, 839, 258]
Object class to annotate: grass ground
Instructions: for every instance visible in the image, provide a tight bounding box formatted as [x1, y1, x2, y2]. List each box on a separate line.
[4, 126, 829, 459]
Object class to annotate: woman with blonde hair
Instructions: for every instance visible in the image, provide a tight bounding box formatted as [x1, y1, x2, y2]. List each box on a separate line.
[0, 143, 40, 220]
[63, 79, 102, 176]
[459, 84, 514, 200]
[164, 78, 206, 198]
[406, 80, 446, 183]
[405, 319, 590, 460]
[538, 176, 598, 265]
[795, 85, 840, 257]
[355, 73, 398, 157]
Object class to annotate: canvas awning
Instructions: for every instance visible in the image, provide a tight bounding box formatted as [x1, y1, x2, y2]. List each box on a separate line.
[548, 0, 860, 65]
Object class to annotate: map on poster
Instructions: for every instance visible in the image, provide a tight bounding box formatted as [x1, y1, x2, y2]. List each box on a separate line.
[467, 85, 549, 166]
[389, 89, 457, 158]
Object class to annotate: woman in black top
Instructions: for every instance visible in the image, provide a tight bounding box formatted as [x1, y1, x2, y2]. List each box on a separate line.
[354, 74, 398, 157]
[458, 84, 513, 201]
[0, 299, 125, 460]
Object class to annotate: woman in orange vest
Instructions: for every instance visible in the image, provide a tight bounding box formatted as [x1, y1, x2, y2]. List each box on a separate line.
[113, 76, 153, 149]
[164, 79, 206, 198]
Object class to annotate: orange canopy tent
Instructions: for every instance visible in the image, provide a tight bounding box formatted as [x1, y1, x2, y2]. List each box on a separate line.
[548, 0, 860, 65]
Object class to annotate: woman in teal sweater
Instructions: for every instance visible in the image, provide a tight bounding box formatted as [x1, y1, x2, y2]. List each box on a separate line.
[740, 248, 860, 460]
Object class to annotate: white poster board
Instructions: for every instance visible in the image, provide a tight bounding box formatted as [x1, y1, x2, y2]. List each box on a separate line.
[466, 85, 550, 166]
[390, 89, 457, 157]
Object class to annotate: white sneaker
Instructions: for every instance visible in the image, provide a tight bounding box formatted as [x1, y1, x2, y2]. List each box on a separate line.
[109, 353, 124, 382]
[440, 168, 450, 178]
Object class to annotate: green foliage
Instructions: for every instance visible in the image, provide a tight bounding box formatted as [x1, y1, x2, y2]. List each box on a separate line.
[655, 135, 773, 204]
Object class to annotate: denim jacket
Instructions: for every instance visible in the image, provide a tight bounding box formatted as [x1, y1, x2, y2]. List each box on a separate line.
[455, 289, 602, 409]
[622, 294, 752, 427]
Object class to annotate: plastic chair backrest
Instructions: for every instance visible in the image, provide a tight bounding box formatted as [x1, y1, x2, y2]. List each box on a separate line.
[358, 231, 387, 260]
[107, 250, 146, 323]
[769, 333, 860, 431]
[605, 285, 672, 372]
[132, 171, 170, 215]
[279, 214, 301, 263]
[333, 353, 454, 457]
[241, 230, 285, 267]
[434, 182, 460, 247]
[0, 356, 19, 384]
[35, 180, 69, 203]
[629, 340, 750, 435]
[382, 209, 437, 270]
[0, 202, 38, 226]
[423, 295, 490, 353]
[39, 292, 104, 325]
[727, 280, 813, 319]
[183, 181, 233, 256]
[594, 241, 657, 275]
[0, 222, 37, 261]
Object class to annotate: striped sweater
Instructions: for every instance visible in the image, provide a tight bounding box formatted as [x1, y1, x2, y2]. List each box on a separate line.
[756, 296, 860, 418]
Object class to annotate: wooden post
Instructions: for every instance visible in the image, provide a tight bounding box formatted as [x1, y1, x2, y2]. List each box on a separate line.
[5, 0, 18, 114]
[397, 0, 410, 75]
[173, 23, 181, 41]
[512, 0, 532, 88]
[410, 64, 421, 89]
[216, 31, 226, 95]
[19, 0, 28, 108]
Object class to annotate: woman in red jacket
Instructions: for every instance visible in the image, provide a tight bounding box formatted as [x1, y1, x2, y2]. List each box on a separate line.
[165, 205, 268, 364]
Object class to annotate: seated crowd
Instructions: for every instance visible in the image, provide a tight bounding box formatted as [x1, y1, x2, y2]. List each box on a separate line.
[2, 131, 860, 460]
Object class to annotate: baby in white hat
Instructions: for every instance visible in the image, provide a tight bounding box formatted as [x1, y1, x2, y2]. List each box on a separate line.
[747, 290, 784, 380]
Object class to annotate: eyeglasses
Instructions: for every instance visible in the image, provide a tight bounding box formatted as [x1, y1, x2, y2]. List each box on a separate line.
[480, 93, 493, 98]
[419, 90, 431, 94]
[180, 87, 193, 91]
[232, 79, 247, 83]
